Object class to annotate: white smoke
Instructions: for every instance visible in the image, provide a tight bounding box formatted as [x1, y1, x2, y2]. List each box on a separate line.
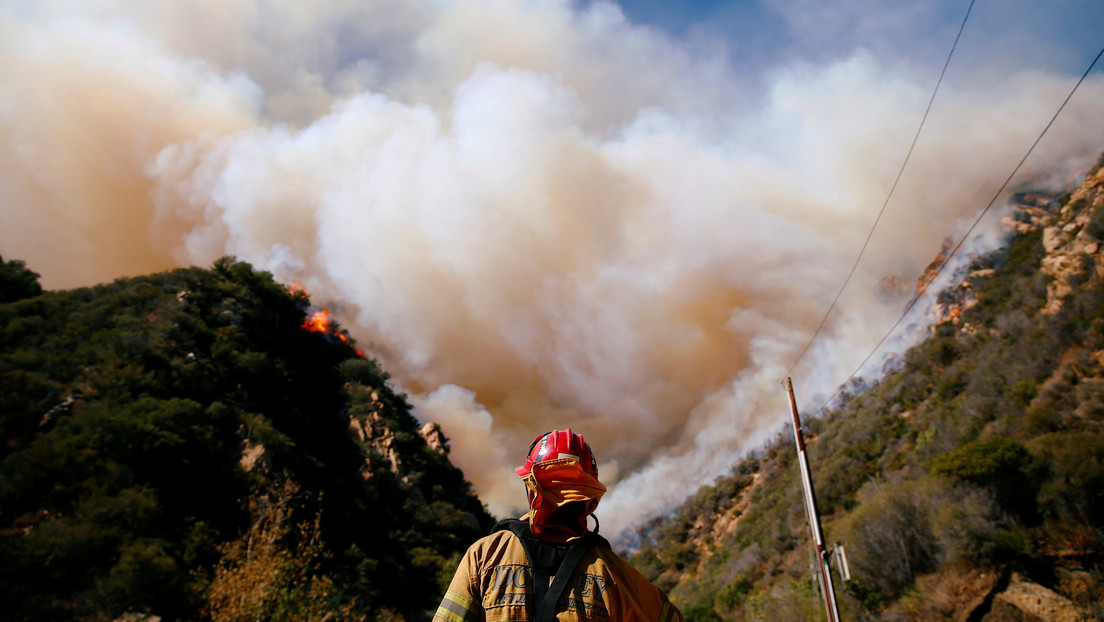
[2, 0, 1103, 537]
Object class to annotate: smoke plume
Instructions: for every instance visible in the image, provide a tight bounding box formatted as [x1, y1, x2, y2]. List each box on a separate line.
[2, 0, 1103, 537]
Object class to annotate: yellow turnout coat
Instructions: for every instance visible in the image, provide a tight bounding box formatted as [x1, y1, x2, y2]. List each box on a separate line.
[434, 526, 683, 622]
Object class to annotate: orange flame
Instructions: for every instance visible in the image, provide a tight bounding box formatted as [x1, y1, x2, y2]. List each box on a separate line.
[302, 309, 333, 333]
[292, 283, 363, 358]
[301, 308, 364, 358]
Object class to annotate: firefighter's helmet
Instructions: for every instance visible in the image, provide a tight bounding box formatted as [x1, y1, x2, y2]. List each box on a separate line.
[514, 428, 598, 479]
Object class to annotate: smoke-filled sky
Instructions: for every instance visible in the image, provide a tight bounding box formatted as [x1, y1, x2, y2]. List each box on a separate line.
[3, 0, 1104, 537]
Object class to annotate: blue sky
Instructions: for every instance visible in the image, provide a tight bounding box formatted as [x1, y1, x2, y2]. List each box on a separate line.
[614, 0, 1104, 78]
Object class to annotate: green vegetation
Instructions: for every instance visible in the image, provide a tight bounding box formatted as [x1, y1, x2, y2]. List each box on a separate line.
[0, 255, 43, 303]
[0, 257, 492, 620]
[629, 170, 1104, 620]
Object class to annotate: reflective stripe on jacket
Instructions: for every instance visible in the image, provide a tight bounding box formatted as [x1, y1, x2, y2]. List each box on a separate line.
[434, 529, 683, 622]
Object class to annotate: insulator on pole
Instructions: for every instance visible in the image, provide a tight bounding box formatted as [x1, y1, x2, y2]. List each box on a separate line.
[833, 543, 851, 583]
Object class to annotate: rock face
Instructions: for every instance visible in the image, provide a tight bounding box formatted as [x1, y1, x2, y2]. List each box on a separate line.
[1038, 164, 1104, 315]
[986, 573, 1091, 622]
[917, 239, 953, 296]
[420, 422, 449, 453]
[926, 266, 993, 334]
[926, 164, 1104, 329]
[239, 440, 266, 471]
[348, 389, 407, 477]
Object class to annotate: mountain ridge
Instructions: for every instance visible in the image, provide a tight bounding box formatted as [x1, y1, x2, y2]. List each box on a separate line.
[0, 257, 493, 621]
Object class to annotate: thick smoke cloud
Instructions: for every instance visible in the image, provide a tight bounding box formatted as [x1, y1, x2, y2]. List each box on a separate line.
[2, 0, 1103, 537]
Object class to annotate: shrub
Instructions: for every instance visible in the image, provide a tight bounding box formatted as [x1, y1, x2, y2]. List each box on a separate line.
[1024, 380, 1078, 434]
[834, 480, 939, 603]
[743, 578, 822, 621]
[1074, 378, 1104, 420]
[1009, 380, 1038, 407]
[101, 539, 181, 615]
[832, 477, 1003, 608]
[1029, 431, 1104, 528]
[205, 481, 354, 622]
[715, 574, 753, 610]
[683, 605, 723, 622]
[930, 436, 1037, 522]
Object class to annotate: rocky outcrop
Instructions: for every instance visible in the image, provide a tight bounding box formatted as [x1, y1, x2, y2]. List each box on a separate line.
[239, 440, 266, 472]
[347, 389, 452, 482]
[350, 414, 404, 477]
[1000, 193, 1062, 235]
[917, 240, 953, 296]
[927, 267, 994, 334]
[925, 166, 1104, 329]
[709, 471, 761, 543]
[986, 573, 1092, 622]
[922, 193, 1061, 332]
[419, 422, 448, 453]
[345, 387, 407, 478]
[1038, 164, 1104, 315]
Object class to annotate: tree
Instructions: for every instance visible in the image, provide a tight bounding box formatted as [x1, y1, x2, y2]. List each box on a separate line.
[0, 256, 43, 302]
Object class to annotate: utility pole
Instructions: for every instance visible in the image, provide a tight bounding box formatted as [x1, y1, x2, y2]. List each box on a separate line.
[786, 377, 841, 622]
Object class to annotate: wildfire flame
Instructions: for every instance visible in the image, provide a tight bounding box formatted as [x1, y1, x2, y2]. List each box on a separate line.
[293, 286, 364, 358]
[303, 309, 335, 333]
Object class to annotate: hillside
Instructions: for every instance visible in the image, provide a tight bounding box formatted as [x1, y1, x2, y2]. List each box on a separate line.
[0, 257, 493, 621]
[627, 156, 1104, 621]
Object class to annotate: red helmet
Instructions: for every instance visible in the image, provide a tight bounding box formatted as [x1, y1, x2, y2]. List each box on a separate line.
[514, 428, 598, 478]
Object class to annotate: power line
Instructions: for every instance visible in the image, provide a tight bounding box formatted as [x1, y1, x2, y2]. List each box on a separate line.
[784, 0, 977, 379]
[811, 42, 1104, 416]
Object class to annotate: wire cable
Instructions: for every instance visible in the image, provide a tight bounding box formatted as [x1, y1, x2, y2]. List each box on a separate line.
[811, 42, 1104, 415]
[784, 0, 977, 380]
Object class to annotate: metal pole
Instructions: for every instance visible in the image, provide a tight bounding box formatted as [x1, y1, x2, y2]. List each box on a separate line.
[786, 377, 841, 622]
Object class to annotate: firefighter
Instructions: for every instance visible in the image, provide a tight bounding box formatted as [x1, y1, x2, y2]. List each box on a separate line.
[434, 429, 683, 622]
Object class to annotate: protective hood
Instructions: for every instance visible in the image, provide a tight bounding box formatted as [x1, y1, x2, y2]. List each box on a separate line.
[519, 458, 606, 541]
